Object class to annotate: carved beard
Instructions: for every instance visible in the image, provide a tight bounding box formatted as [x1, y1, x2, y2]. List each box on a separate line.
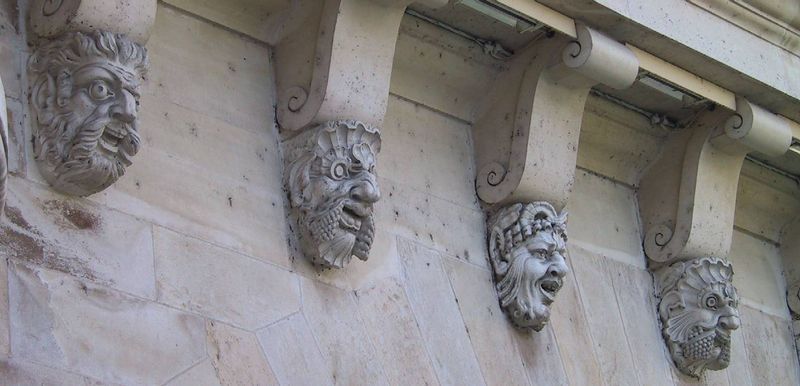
[672, 325, 732, 375]
[302, 197, 375, 268]
[496, 251, 560, 331]
[36, 108, 139, 196]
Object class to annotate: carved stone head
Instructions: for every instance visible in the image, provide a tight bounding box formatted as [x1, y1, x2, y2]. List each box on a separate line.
[655, 257, 741, 377]
[29, 30, 148, 196]
[285, 120, 381, 268]
[488, 202, 569, 330]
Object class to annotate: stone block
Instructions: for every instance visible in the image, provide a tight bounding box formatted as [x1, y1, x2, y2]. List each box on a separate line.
[381, 95, 478, 208]
[398, 237, 486, 385]
[206, 320, 279, 386]
[377, 178, 488, 269]
[256, 312, 334, 386]
[146, 5, 274, 134]
[5, 98, 26, 177]
[513, 324, 569, 386]
[729, 231, 790, 318]
[154, 227, 300, 330]
[567, 170, 646, 268]
[163, 0, 291, 43]
[353, 277, 439, 385]
[568, 245, 640, 385]
[0, 359, 107, 385]
[1, 176, 156, 299]
[603, 258, 673, 385]
[167, 360, 222, 386]
[441, 257, 532, 385]
[0, 255, 7, 360]
[8, 262, 206, 384]
[299, 277, 387, 385]
[735, 162, 800, 243]
[740, 305, 800, 386]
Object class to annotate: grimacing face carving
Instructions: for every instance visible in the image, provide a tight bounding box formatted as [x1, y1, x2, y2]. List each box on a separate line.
[29, 31, 147, 196]
[655, 257, 741, 378]
[488, 202, 569, 330]
[286, 120, 381, 268]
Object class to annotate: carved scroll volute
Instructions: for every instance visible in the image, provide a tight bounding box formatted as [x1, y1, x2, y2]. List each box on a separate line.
[473, 24, 639, 209]
[274, 0, 448, 132]
[30, 0, 156, 44]
[640, 98, 793, 264]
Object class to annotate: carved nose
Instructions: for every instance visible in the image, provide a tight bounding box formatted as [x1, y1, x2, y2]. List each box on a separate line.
[718, 315, 740, 331]
[111, 90, 137, 123]
[548, 254, 569, 279]
[350, 179, 380, 203]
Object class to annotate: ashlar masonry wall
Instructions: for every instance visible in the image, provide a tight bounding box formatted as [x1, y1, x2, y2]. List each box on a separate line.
[0, 1, 798, 385]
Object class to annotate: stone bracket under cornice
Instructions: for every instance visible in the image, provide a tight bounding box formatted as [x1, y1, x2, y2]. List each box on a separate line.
[472, 24, 639, 209]
[29, 0, 157, 45]
[273, 0, 447, 133]
[640, 97, 793, 265]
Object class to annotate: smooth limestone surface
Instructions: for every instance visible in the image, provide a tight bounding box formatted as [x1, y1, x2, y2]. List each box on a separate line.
[0, 1, 798, 385]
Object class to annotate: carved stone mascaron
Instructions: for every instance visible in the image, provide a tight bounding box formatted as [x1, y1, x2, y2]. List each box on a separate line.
[654, 257, 741, 378]
[285, 120, 381, 268]
[487, 202, 569, 331]
[28, 30, 148, 196]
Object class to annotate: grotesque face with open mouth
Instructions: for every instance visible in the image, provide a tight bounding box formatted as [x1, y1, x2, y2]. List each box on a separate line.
[655, 257, 740, 378]
[286, 120, 381, 268]
[488, 202, 569, 330]
[29, 31, 147, 196]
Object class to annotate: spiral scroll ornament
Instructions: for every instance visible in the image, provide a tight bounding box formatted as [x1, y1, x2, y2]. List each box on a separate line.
[286, 86, 308, 113]
[480, 162, 507, 187]
[644, 224, 673, 261]
[42, 0, 64, 16]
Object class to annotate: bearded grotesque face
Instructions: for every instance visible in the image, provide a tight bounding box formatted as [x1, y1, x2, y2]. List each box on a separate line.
[655, 257, 740, 378]
[488, 202, 569, 330]
[286, 120, 381, 268]
[29, 31, 148, 196]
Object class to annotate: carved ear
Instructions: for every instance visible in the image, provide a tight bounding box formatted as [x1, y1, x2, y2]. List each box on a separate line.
[30, 73, 56, 120]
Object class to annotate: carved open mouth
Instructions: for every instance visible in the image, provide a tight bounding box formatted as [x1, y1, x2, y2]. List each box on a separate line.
[99, 125, 126, 154]
[340, 203, 371, 232]
[539, 278, 562, 304]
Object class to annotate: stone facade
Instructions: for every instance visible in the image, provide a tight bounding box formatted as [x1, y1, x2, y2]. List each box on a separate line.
[0, 0, 798, 385]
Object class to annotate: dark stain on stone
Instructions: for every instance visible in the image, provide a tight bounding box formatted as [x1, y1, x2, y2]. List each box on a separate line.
[4, 205, 33, 231]
[41, 200, 101, 231]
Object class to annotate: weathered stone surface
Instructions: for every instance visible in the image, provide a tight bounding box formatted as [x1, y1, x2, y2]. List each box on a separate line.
[1, 175, 155, 299]
[547, 251, 604, 386]
[285, 120, 381, 269]
[513, 324, 569, 386]
[380, 95, 477, 208]
[206, 320, 278, 385]
[0, 359, 107, 385]
[29, 31, 148, 196]
[569, 245, 640, 384]
[300, 277, 387, 385]
[154, 227, 300, 330]
[398, 237, 486, 385]
[740, 306, 800, 385]
[353, 278, 439, 385]
[9, 262, 206, 384]
[0, 255, 7, 359]
[567, 170, 645, 268]
[256, 312, 334, 386]
[442, 256, 532, 385]
[729, 231, 789, 317]
[377, 177, 487, 268]
[166, 360, 221, 386]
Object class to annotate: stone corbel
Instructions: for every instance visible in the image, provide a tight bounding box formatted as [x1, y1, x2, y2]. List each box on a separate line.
[473, 24, 639, 208]
[27, 0, 157, 196]
[473, 24, 638, 330]
[274, 0, 447, 268]
[640, 97, 793, 264]
[640, 98, 792, 377]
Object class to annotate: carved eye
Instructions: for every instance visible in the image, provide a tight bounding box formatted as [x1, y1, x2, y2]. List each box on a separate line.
[88, 80, 114, 100]
[350, 161, 364, 173]
[330, 160, 349, 180]
[704, 294, 720, 310]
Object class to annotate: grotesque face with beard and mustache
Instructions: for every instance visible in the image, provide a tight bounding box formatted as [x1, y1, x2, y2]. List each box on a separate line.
[286, 120, 381, 268]
[488, 202, 569, 330]
[655, 257, 740, 378]
[29, 31, 147, 196]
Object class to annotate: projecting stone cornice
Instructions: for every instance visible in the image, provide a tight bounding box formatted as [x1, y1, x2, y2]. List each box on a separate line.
[640, 97, 793, 265]
[473, 24, 639, 209]
[272, 0, 447, 132]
